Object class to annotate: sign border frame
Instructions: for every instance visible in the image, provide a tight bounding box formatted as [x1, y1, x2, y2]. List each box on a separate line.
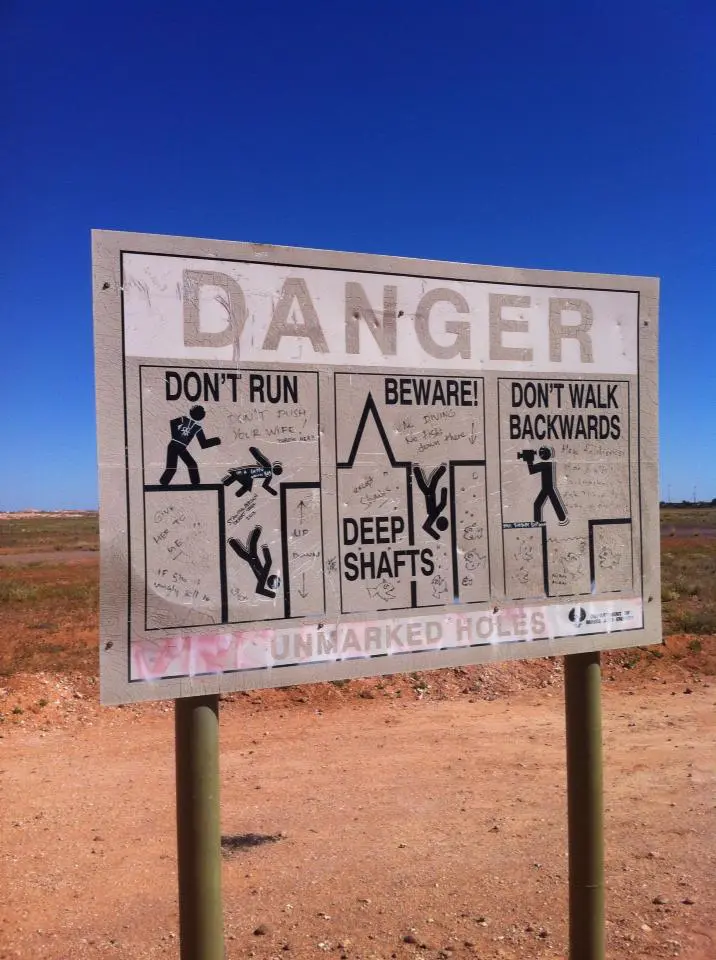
[92, 229, 660, 704]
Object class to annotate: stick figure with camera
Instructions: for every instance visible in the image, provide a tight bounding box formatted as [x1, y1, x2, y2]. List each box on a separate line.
[517, 446, 569, 526]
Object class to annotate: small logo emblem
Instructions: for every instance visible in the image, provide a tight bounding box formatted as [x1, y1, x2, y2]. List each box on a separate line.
[569, 606, 587, 626]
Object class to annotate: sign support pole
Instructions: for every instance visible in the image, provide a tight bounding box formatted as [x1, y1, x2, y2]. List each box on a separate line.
[175, 694, 224, 960]
[564, 650, 605, 960]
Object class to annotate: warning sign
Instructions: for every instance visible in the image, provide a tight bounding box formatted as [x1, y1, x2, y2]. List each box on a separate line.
[335, 374, 488, 613]
[93, 231, 660, 703]
[140, 366, 322, 631]
[498, 377, 635, 600]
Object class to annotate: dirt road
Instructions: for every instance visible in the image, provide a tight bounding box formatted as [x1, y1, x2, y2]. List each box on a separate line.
[0, 550, 98, 566]
[1, 679, 713, 960]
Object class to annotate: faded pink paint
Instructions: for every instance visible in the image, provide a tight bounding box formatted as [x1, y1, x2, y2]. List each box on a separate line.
[131, 629, 274, 681]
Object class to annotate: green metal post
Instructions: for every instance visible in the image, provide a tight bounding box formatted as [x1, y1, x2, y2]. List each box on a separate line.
[564, 651, 605, 960]
[175, 695, 224, 960]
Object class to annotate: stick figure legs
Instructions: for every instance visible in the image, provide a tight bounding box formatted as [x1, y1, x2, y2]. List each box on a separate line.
[160, 441, 200, 487]
[533, 486, 568, 524]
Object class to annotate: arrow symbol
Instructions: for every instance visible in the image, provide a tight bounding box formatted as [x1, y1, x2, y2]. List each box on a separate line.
[469, 422, 479, 446]
[297, 572, 308, 599]
[297, 499, 307, 521]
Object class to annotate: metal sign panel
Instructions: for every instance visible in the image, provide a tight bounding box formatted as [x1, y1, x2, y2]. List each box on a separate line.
[92, 231, 660, 703]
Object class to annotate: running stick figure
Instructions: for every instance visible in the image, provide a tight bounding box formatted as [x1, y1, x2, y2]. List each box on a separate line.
[159, 405, 221, 486]
[228, 526, 281, 598]
[518, 446, 569, 525]
[413, 464, 449, 540]
[222, 447, 283, 497]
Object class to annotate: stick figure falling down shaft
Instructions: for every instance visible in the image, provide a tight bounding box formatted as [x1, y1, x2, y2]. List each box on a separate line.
[228, 526, 281, 599]
[413, 464, 449, 540]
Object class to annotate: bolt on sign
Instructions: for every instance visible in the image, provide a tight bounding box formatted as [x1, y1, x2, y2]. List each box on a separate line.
[92, 231, 660, 703]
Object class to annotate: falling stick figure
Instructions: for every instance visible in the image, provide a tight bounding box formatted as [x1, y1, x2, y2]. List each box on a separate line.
[228, 526, 281, 599]
[222, 447, 283, 497]
[517, 445, 569, 525]
[159, 405, 221, 487]
[413, 464, 449, 540]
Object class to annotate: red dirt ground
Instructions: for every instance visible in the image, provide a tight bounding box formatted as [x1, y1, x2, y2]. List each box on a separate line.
[1, 635, 714, 960]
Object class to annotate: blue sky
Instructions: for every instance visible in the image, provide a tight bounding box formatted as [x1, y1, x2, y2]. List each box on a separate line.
[1, 1, 714, 509]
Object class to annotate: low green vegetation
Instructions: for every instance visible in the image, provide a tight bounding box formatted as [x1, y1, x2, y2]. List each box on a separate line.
[660, 536, 716, 635]
[661, 505, 716, 530]
[0, 561, 99, 676]
[0, 513, 98, 553]
[0, 577, 97, 606]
